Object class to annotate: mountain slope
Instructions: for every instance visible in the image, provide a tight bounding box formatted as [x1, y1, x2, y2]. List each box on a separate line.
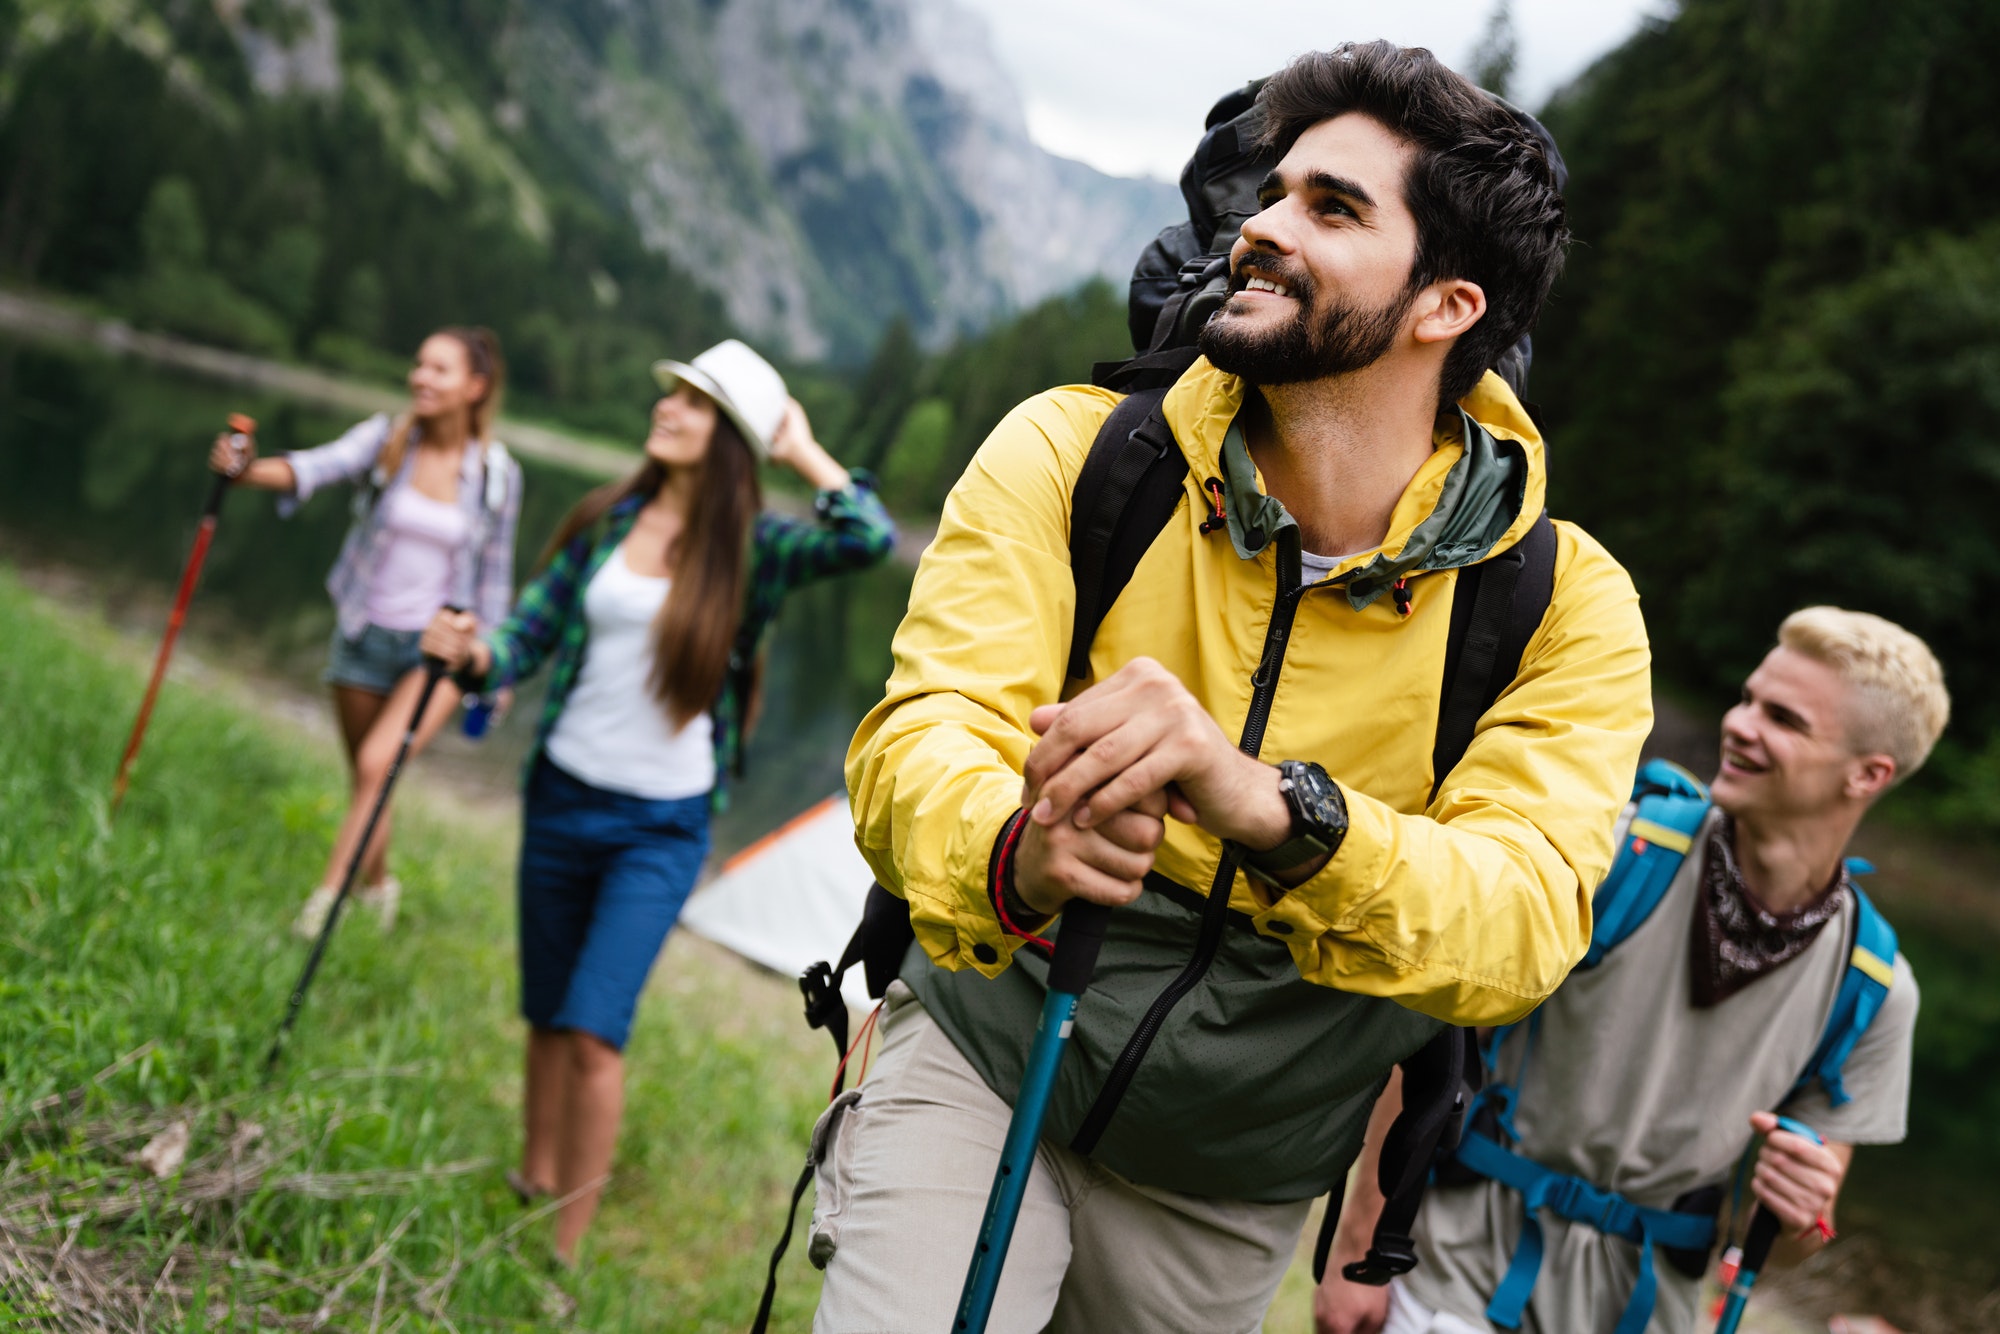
[0, 0, 1178, 363]
[496, 0, 1181, 355]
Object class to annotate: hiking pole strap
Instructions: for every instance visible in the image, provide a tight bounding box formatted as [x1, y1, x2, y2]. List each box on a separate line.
[953, 899, 1110, 1334]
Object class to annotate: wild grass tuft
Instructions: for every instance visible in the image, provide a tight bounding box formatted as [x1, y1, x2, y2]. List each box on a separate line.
[0, 569, 830, 1330]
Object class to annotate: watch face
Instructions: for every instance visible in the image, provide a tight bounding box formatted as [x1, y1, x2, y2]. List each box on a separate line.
[1285, 761, 1342, 833]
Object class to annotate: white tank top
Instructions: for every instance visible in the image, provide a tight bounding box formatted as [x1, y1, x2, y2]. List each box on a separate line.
[543, 542, 717, 801]
[365, 485, 471, 630]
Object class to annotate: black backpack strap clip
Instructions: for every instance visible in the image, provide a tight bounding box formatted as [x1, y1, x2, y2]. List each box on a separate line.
[799, 959, 848, 1064]
[1315, 1027, 1482, 1286]
[801, 881, 918, 1096]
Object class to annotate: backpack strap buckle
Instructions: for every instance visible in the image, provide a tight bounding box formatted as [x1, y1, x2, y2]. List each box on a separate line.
[800, 960, 844, 1034]
[1340, 1236, 1418, 1286]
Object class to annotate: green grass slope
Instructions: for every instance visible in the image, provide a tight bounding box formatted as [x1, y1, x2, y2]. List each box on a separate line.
[0, 569, 830, 1329]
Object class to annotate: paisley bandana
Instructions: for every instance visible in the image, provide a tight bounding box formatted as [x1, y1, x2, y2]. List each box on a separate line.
[1689, 815, 1845, 1007]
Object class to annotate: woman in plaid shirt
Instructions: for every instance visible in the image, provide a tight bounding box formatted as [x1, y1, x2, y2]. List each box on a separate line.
[211, 327, 519, 938]
[422, 340, 894, 1263]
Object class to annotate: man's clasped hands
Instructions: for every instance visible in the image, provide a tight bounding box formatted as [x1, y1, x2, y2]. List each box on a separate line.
[1011, 658, 1328, 916]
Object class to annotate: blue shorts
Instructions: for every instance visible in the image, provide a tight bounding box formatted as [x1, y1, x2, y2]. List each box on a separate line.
[517, 757, 713, 1050]
[325, 623, 425, 694]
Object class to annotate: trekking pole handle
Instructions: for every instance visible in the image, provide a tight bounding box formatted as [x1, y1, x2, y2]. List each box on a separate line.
[1045, 899, 1111, 996]
[1714, 1118, 1824, 1334]
[423, 603, 467, 681]
[1738, 1117, 1825, 1272]
[206, 412, 258, 516]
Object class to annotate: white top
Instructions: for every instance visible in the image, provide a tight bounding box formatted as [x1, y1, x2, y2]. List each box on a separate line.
[544, 543, 717, 801]
[365, 485, 472, 630]
[1299, 549, 1342, 585]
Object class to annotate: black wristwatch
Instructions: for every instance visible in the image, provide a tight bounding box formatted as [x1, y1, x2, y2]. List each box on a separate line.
[1245, 760, 1348, 882]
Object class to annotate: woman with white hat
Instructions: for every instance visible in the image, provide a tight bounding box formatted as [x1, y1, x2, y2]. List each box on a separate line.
[421, 339, 895, 1262]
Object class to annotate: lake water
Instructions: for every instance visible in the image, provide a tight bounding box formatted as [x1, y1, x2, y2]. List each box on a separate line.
[1, 334, 1992, 1321]
[0, 334, 912, 854]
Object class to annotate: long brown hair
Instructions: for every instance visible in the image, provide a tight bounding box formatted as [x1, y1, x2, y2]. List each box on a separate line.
[378, 326, 507, 477]
[542, 412, 763, 727]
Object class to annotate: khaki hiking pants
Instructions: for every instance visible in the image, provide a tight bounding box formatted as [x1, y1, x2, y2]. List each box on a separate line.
[809, 984, 1311, 1334]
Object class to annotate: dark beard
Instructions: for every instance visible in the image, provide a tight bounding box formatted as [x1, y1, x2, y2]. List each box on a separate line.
[1198, 267, 1411, 386]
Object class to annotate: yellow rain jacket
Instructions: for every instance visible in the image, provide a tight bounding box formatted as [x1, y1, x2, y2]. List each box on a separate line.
[846, 358, 1651, 1200]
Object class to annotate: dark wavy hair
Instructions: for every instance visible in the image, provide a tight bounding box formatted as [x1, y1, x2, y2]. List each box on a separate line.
[1258, 42, 1569, 407]
[540, 409, 762, 728]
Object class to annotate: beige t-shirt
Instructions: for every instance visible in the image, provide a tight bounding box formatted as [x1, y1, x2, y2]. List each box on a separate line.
[1401, 810, 1918, 1334]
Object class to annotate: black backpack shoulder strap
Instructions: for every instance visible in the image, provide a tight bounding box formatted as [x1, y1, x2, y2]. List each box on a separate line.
[1429, 510, 1558, 802]
[1315, 511, 1557, 1288]
[1066, 388, 1191, 681]
[799, 374, 1194, 1088]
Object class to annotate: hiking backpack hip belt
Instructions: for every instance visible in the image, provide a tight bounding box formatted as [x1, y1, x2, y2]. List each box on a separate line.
[1452, 1129, 1715, 1334]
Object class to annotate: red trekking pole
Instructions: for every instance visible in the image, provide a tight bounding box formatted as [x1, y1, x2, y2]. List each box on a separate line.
[110, 413, 257, 814]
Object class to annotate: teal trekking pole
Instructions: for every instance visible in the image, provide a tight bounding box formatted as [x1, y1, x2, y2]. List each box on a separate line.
[952, 898, 1112, 1333]
[1713, 1116, 1825, 1334]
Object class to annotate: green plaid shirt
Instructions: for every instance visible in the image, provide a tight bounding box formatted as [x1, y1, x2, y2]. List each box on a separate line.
[476, 477, 895, 810]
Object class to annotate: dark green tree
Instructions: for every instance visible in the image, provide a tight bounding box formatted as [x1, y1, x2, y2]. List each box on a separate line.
[1531, 0, 2000, 822]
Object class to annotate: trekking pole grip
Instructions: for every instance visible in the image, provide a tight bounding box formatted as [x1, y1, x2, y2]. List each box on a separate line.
[206, 413, 257, 517]
[1046, 899, 1111, 996]
[423, 603, 467, 682]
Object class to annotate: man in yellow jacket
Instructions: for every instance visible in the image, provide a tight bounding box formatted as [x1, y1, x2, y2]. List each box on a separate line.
[822, 41, 1652, 1333]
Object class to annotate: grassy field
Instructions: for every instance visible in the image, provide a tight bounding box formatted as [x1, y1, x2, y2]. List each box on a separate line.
[0, 565, 1863, 1333]
[0, 568, 836, 1330]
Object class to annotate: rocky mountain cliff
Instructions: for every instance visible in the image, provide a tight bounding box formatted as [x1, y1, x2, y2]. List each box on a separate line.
[497, 0, 1178, 355]
[19, 0, 1178, 360]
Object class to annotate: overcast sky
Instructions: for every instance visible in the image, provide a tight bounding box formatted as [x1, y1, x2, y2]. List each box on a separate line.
[949, 0, 1672, 180]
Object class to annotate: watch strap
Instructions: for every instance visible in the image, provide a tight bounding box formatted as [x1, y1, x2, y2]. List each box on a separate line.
[1246, 830, 1331, 876]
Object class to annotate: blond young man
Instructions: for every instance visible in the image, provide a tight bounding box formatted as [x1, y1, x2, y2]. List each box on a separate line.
[1317, 608, 1946, 1334]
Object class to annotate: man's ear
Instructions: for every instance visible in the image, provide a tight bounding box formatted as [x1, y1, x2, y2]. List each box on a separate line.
[1412, 278, 1486, 345]
[1846, 752, 1898, 803]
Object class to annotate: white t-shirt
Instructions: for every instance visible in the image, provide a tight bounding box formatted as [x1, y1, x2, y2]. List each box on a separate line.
[1300, 549, 1343, 584]
[543, 543, 717, 801]
[364, 485, 471, 631]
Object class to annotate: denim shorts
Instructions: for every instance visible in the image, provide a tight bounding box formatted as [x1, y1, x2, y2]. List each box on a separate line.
[324, 623, 425, 694]
[517, 757, 713, 1050]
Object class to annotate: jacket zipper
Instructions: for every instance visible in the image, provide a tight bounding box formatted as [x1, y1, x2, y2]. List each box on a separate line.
[1069, 527, 1306, 1155]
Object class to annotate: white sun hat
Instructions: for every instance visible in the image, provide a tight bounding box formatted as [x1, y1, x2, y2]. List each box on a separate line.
[651, 339, 788, 461]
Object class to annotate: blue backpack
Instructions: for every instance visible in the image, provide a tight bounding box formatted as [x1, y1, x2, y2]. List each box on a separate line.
[1446, 757, 1900, 1334]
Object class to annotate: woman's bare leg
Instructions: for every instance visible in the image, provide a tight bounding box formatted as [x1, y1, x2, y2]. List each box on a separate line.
[323, 685, 388, 893]
[521, 1026, 568, 1194]
[554, 1032, 625, 1263]
[319, 667, 461, 889]
[332, 685, 389, 770]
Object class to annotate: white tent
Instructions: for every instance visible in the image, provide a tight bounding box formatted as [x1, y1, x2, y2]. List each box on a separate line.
[679, 794, 877, 1007]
